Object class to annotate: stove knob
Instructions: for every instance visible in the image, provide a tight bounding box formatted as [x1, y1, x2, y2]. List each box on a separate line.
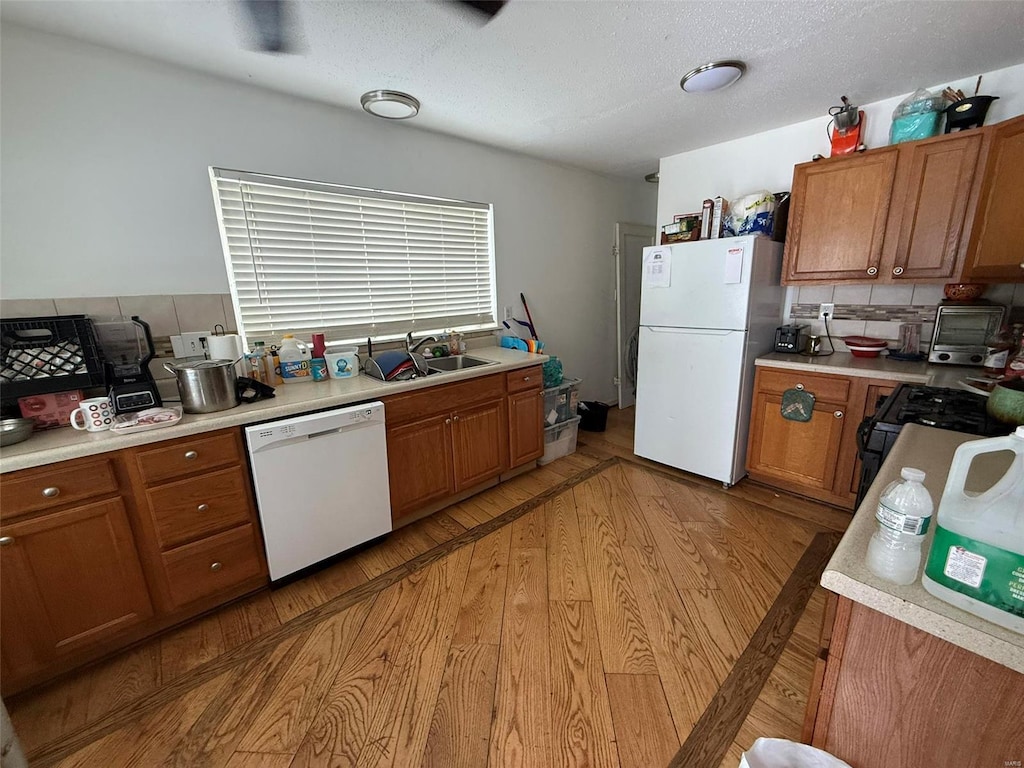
[938, 353, 951, 361]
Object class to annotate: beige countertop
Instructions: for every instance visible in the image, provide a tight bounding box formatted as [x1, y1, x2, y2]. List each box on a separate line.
[821, 423, 1024, 673]
[0, 347, 548, 474]
[756, 351, 982, 389]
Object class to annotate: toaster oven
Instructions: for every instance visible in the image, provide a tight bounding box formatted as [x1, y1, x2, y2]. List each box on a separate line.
[928, 303, 1005, 365]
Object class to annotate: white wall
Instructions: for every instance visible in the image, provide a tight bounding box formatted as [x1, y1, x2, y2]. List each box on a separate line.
[656, 62, 1024, 226]
[0, 24, 656, 401]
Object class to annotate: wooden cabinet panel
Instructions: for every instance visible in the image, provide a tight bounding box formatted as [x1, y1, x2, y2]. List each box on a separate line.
[160, 524, 265, 609]
[810, 598, 1024, 768]
[889, 132, 982, 280]
[452, 399, 506, 491]
[134, 431, 242, 485]
[506, 366, 543, 393]
[508, 388, 544, 467]
[783, 149, 898, 283]
[747, 392, 847, 491]
[0, 458, 118, 520]
[755, 368, 852, 403]
[963, 115, 1024, 281]
[145, 466, 253, 550]
[383, 373, 505, 425]
[0, 498, 152, 675]
[386, 414, 456, 520]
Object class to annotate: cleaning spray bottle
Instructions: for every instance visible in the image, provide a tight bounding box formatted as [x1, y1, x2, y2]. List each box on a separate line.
[922, 426, 1024, 633]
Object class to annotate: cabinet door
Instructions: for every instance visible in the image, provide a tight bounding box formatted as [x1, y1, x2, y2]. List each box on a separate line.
[747, 391, 848, 493]
[963, 115, 1024, 281]
[0, 498, 153, 675]
[386, 414, 455, 520]
[508, 388, 544, 468]
[783, 149, 898, 283]
[452, 399, 507, 491]
[889, 133, 982, 280]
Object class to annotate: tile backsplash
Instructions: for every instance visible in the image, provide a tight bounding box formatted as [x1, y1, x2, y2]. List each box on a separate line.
[785, 283, 1024, 351]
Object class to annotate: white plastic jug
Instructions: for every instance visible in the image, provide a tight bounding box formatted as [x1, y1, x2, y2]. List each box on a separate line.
[278, 334, 312, 384]
[922, 425, 1024, 633]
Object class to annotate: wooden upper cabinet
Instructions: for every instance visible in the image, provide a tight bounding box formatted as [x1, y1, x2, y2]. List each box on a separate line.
[962, 114, 1024, 282]
[0, 498, 153, 677]
[783, 148, 898, 283]
[887, 132, 982, 280]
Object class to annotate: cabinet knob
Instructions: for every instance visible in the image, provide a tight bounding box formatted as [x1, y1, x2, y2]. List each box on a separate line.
[523, 376, 530, 382]
[184, 450, 198, 460]
[453, 415, 460, 421]
[210, 561, 223, 572]
[41, 486, 60, 498]
[445, 418, 451, 424]
[0, 536, 13, 547]
[866, 266, 878, 276]
[834, 410, 844, 419]
[197, 503, 209, 512]
[892, 266, 904, 276]
[795, 383, 804, 390]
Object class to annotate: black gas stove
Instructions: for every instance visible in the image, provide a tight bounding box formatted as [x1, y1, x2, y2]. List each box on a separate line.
[855, 383, 1010, 505]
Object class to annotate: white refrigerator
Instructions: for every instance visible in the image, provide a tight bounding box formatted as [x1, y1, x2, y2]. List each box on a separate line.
[633, 236, 783, 486]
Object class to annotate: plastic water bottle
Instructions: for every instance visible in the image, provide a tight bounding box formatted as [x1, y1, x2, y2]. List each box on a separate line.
[278, 334, 312, 384]
[866, 467, 934, 585]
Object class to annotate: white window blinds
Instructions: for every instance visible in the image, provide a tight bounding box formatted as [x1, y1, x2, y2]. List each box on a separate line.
[210, 169, 496, 345]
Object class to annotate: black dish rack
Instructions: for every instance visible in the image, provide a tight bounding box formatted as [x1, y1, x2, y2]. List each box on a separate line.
[0, 315, 105, 401]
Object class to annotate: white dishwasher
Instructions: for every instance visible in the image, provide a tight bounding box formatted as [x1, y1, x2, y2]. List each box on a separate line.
[244, 401, 392, 581]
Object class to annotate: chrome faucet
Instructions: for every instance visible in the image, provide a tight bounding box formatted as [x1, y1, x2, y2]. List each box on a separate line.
[406, 332, 438, 356]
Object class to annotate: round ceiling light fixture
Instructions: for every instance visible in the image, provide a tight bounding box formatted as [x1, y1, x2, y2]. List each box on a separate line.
[679, 60, 746, 93]
[360, 90, 420, 119]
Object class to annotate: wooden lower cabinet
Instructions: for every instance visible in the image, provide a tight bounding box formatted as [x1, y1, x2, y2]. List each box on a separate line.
[508, 387, 544, 467]
[452, 399, 507, 490]
[0, 498, 152, 681]
[746, 366, 905, 510]
[804, 595, 1024, 767]
[386, 414, 456, 519]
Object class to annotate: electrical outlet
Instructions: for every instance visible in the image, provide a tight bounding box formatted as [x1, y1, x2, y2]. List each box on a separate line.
[819, 303, 835, 322]
[171, 331, 209, 358]
[503, 305, 513, 321]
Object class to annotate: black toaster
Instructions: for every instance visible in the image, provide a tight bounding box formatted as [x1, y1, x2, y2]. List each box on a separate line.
[774, 324, 808, 353]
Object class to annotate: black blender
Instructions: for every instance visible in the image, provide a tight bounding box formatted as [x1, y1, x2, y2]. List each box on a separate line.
[93, 316, 163, 414]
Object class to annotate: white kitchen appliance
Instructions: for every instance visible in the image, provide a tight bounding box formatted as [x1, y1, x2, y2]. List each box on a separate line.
[634, 236, 784, 486]
[245, 402, 392, 581]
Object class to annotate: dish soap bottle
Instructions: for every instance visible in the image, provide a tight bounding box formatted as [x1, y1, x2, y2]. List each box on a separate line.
[922, 426, 1024, 633]
[866, 467, 934, 585]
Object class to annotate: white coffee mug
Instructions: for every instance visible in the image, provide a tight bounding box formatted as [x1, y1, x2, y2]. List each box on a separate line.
[70, 397, 114, 432]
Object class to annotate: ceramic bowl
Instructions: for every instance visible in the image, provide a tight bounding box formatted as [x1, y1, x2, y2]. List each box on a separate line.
[847, 345, 886, 358]
[943, 283, 986, 301]
[987, 379, 1024, 426]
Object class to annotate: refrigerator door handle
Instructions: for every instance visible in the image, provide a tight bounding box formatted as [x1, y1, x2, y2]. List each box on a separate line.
[644, 326, 737, 335]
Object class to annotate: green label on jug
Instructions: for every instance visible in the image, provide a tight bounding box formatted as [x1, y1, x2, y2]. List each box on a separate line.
[924, 525, 1024, 618]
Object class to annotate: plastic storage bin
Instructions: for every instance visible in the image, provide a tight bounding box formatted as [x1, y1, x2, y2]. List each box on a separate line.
[543, 377, 581, 426]
[0, 315, 104, 400]
[538, 415, 581, 465]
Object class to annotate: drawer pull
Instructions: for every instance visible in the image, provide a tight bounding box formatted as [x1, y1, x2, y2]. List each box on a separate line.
[834, 410, 844, 419]
[0, 536, 13, 547]
[893, 266, 904, 276]
[184, 450, 198, 460]
[795, 383, 804, 390]
[866, 266, 878, 276]
[197, 503, 210, 512]
[42, 486, 60, 498]
[210, 561, 223, 572]
[523, 376, 531, 382]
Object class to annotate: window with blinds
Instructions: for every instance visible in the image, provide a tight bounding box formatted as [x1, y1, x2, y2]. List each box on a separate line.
[209, 168, 496, 346]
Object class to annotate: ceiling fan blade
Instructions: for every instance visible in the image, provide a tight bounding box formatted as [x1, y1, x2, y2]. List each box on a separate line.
[242, 0, 290, 52]
[454, 0, 508, 20]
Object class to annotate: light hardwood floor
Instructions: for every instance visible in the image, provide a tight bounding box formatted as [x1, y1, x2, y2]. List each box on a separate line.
[8, 407, 847, 767]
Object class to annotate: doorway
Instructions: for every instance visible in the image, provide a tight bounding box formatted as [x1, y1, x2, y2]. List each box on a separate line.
[615, 222, 655, 408]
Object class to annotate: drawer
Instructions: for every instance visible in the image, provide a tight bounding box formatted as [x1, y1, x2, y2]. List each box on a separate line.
[1, 458, 119, 520]
[135, 431, 241, 485]
[161, 524, 265, 608]
[146, 467, 253, 550]
[756, 368, 851, 404]
[384, 373, 505, 425]
[506, 366, 544, 393]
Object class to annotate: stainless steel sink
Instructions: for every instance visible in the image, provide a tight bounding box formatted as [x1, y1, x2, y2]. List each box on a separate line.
[428, 355, 495, 373]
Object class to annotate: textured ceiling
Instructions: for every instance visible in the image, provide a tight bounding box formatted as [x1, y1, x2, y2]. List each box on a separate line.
[3, 0, 1024, 178]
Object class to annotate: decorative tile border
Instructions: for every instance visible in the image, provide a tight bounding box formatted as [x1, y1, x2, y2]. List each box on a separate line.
[790, 303, 938, 323]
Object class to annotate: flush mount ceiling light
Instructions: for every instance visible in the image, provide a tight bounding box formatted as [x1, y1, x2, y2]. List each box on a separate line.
[679, 60, 746, 93]
[360, 90, 420, 119]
